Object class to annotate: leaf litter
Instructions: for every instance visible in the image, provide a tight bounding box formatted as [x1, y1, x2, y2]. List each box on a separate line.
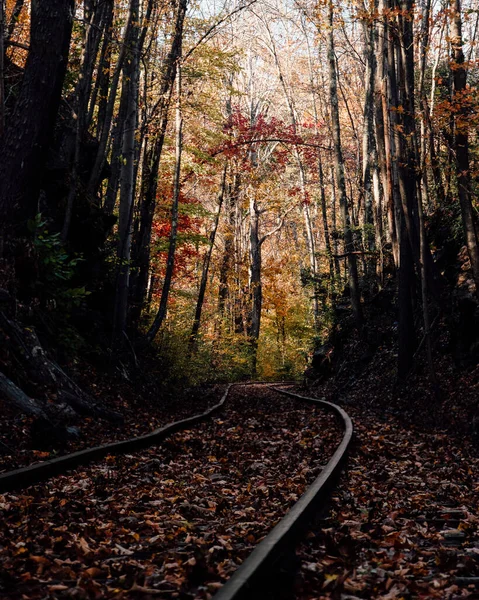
[290, 401, 479, 600]
[0, 384, 342, 599]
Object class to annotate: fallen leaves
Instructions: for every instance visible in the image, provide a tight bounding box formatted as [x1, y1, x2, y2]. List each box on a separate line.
[292, 402, 479, 599]
[0, 385, 341, 599]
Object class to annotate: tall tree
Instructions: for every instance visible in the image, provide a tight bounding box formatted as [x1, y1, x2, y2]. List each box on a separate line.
[450, 0, 479, 296]
[114, 0, 141, 338]
[327, 0, 363, 327]
[130, 0, 188, 326]
[0, 0, 75, 245]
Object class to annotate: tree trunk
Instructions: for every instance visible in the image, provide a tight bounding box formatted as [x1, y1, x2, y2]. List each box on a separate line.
[450, 0, 479, 296]
[114, 0, 140, 338]
[218, 175, 238, 318]
[144, 61, 183, 345]
[130, 0, 187, 326]
[0, 0, 75, 243]
[89, 0, 114, 135]
[327, 0, 362, 327]
[248, 194, 262, 376]
[362, 12, 378, 288]
[0, 312, 123, 421]
[190, 164, 227, 348]
[0, 0, 5, 137]
[87, 1, 134, 196]
[62, 0, 106, 242]
[0, 370, 47, 418]
[103, 78, 129, 216]
[318, 156, 335, 279]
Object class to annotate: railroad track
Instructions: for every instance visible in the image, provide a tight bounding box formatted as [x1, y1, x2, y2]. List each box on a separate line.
[0, 383, 353, 599]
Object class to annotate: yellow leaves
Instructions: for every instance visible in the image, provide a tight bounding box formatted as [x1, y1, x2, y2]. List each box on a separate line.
[323, 573, 339, 588]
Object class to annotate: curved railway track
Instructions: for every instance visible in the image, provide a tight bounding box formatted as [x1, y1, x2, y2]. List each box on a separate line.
[0, 383, 352, 599]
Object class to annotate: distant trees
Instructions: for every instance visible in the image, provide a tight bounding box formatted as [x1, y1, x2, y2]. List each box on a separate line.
[1, 0, 479, 382]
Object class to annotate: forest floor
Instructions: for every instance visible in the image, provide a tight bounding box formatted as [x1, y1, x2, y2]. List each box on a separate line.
[287, 391, 479, 600]
[1, 344, 479, 598]
[0, 368, 226, 473]
[0, 385, 341, 599]
[281, 331, 479, 599]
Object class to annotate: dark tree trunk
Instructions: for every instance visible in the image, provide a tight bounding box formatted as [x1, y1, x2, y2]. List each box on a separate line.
[0, 0, 74, 243]
[0, 0, 5, 137]
[450, 0, 479, 295]
[130, 0, 187, 327]
[249, 196, 262, 376]
[87, 1, 134, 197]
[62, 0, 106, 242]
[89, 0, 114, 135]
[114, 0, 141, 338]
[318, 156, 335, 279]
[362, 12, 378, 287]
[103, 79, 129, 216]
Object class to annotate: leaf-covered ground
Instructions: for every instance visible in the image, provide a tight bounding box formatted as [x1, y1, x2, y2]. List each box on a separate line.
[0, 385, 341, 599]
[0, 381, 226, 473]
[290, 401, 479, 600]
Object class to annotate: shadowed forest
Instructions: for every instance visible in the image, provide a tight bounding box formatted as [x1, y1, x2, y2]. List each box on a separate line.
[1, 0, 479, 598]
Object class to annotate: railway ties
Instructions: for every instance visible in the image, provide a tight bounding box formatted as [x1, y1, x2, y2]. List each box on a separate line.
[0, 384, 352, 599]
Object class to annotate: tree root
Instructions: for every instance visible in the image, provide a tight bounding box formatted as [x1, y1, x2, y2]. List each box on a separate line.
[0, 311, 123, 424]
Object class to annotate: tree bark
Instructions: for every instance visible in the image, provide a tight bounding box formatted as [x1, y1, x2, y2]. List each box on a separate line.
[361, 11, 378, 287]
[0, 0, 5, 137]
[144, 61, 183, 345]
[87, 1, 134, 196]
[114, 0, 140, 338]
[62, 0, 106, 242]
[190, 164, 227, 348]
[130, 0, 188, 326]
[89, 0, 114, 135]
[0, 371, 47, 418]
[327, 0, 362, 327]
[0, 0, 74, 244]
[248, 194, 262, 375]
[450, 0, 479, 296]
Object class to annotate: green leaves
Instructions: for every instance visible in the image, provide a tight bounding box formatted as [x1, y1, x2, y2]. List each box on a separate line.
[29, 213, 90, 309]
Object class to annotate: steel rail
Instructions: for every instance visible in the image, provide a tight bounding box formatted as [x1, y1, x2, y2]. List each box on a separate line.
[0, 384, 233, 493]
[0, 382, 351, 599]
[0, 381, 294, 493]
[213, 386, 353, 600]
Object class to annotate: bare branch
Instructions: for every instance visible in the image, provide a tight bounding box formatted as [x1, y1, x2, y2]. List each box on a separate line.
[183, 0, 258, 62]
[260, 203, 297, 245]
